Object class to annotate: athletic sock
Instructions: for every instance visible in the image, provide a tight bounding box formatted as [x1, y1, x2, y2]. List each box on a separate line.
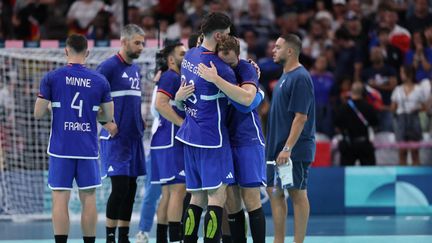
[183, 204, 203, 243]
[118, 226, 130, 243]
[83, 236, 96, 243]
[203, 205, 223, 243]
[169, 221, 182, 242]
[54, 235, 68, 243]
[248, 207, 266, 243]
[106, 227, 116, 243]
[221, 234, 232, 243]
[228, 209, 246, 243]
[156, 224, 168, 243]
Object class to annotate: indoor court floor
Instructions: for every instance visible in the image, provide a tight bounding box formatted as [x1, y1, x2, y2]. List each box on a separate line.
[1, 215, 431, 243]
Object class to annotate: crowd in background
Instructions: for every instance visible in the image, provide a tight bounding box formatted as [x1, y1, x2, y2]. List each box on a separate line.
[1, 0, 432, 165]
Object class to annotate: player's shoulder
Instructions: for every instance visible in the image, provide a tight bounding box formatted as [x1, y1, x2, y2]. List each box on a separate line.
[98, 55, 118, 69]
[236, 59, 255, 72]
[85, 68, 109, 83]
[291, 66, 312, 80]
[204, 54, 232, 73]
[161, 69, 180, 81]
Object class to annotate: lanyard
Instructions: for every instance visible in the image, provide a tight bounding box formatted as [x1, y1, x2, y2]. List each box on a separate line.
[347, 99, 369, 127]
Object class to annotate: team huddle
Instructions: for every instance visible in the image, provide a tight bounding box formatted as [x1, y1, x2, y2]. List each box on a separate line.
[34, 12, 315, 243]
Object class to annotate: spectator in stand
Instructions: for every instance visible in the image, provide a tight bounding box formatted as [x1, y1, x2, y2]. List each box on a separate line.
[67, 0, 105, 36]
[238, 0, 277, 47]
[187, 0, 208, 32]
[166, 10, 191, 41]
[315, 7, 336, 39]
[273, 0, 307, 19]
[405, 0, 432, 33]
[346, 0, 372, 31]
[333, 28, 362, 82]
[335, 81, 378, 166]
[297, 5, 315, 34]
[154, 0, 182, 23]
[375, 27, 404, 73]
[140, 13, 157, 39]
[362, 46, 398, 132]
[278, 12, 305, 38]
[344, 11, 368, 81]
[391, 65, 427, 165]
[302, 19, 333, 60]
[331, 0, 347, 32]
[241, 29, 264, 60]
[424, 23, 432, 47]
[88, 9, 112, 40]
[384, 6, 411, 54]
[311, 55, 336, 138]
[12, 0, 52, 40]
[128, 5, 141, 26]
[405, 31, 432, 83]
[1, 1, 13, 39]
[230, 0, 275, 24]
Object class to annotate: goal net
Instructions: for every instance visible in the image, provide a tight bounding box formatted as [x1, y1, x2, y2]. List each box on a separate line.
[0, 47, 158, 220]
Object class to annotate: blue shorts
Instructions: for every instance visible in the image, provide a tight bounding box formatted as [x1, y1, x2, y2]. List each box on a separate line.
[150, 144, 185, 184]
[183, 143, 235, 191]
[266, 160, 311, 190]
[48, 156, 101, 190]
[231, 145, 266, 187]
[100, 136, 146, 177]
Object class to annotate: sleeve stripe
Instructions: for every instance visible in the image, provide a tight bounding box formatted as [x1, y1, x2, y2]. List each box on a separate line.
[157, 89, 173, 99]
[240, 81, 258, 88]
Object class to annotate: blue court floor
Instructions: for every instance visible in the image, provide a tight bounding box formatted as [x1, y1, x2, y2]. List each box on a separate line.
[1, 215, 431, 243]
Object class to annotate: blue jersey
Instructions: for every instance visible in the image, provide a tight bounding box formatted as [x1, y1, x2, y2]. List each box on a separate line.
[175, 46, 237, 148]
[266, 66, 316, 162]
[228, 60, 265, 147]
[38, 64, 112, 159]
[150, 69, 185, 149]
[97, 54, 144, 139]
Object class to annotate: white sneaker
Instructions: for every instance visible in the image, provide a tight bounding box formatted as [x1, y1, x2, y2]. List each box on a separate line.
[135, 231, 149, 243]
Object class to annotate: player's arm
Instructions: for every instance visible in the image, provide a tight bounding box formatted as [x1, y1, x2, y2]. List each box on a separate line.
[98, 101, 114, 123]
[276, 112, 308, 165]
[34, 98, 50, 119]
[230, 87, 264, 113]
[99, 77, 117, 136]
[155, 92, 184, 126]
[198, 61, 255, 106]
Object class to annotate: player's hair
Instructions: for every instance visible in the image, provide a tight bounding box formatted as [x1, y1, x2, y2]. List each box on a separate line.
[121, 24, 145, 40]
[155, 42, 184, 72]
[188, 32, 203, 49]
[162, 42, 184, 58]
[216, 35, 240, 56]
[281, 33, 302, 57]
[66, 34, 88, 54]
[200, 12, 232, 36]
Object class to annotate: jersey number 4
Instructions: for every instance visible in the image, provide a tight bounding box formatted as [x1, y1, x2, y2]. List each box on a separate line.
[71, 92, 83, 117]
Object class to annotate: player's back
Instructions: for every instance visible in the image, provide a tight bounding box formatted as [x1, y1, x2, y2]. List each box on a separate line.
[227, 59, 265, 147]
[176, 46, 236, 148]
[97, 54, 144, 139]
[41, 64, 111, 159]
